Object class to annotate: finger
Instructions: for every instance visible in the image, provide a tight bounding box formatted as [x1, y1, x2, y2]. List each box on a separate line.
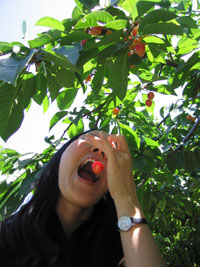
[108, 134, 129, 152]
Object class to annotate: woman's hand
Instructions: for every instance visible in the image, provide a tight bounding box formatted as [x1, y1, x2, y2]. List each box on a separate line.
[85, 131, 137, 202]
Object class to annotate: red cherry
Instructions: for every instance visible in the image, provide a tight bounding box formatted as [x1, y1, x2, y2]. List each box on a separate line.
[131, 26, 138, 36]
[112, 108, 119, 115]
[145, 99, 152, 107]
[88, 27, 102, 36]
[148, 92, 154, 100]
[85, 75, 92, 82]
[191, 116, 196, 122]
[128, 50, 134, 56]
[186, 115, 192, 120]
[81, 39, 87, 46]
[135, 43, 145, 58]
[92, 161, 104, 174]
[106, 29, 112, 35]
[186, 115, 196, 122]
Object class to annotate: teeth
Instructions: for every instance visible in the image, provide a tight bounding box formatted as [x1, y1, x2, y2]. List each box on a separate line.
[81, 158, 96, 167]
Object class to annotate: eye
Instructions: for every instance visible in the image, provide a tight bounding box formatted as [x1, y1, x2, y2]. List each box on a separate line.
[93, 148, 99, 152]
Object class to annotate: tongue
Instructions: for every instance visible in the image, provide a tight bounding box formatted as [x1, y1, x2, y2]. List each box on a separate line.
[79, 170, 95, 182]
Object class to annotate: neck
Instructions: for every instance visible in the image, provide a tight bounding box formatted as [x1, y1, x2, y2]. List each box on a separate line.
[56, 195, 93, 238]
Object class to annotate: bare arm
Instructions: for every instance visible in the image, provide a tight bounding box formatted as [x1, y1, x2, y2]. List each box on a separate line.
[85, 132, 165, 267]
[114, 197, 165, 267]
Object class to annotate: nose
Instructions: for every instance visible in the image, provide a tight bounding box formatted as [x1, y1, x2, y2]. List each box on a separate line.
[91, 147, 105, 158]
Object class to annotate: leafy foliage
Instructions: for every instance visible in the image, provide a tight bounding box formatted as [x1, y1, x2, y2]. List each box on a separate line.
[0, 0, 200, 265]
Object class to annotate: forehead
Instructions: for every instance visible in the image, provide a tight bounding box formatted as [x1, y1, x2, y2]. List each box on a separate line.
[80, 130, 109, 138]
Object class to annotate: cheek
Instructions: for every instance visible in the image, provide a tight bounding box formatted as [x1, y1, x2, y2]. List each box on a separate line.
[58, 156, 72, 194]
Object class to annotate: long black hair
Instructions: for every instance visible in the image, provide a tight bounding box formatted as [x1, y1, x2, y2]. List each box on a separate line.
[0, 132, 123, 267]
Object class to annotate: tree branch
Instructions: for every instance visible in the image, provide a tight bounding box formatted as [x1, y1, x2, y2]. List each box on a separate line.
[165, 59, 179, 68]
[166, 114, 200, 160]
[156, 101, 184, 128]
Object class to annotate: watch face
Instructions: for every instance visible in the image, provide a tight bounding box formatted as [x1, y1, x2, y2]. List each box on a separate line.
[118, 216, 132, 231]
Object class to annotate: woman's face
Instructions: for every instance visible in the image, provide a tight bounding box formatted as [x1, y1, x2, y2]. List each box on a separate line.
[58, 130, 109, 208]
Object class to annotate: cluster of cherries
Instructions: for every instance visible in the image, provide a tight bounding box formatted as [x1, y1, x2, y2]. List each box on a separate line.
[126, 23, 146, 59]
[82, 24, 146, 82]
[186, 115, 196, 122]
[145, 92, 154, 107]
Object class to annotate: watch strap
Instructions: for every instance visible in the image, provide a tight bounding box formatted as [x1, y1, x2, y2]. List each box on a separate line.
[130, 217, 147, 225]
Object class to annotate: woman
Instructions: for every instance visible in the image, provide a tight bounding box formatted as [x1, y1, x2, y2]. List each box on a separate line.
[0, 130, 165, 267]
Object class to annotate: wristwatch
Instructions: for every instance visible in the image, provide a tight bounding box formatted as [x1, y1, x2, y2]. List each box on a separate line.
[117, 216, 147, 231]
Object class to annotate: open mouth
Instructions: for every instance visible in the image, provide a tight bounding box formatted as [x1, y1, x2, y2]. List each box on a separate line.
[78, 159, 100, 183]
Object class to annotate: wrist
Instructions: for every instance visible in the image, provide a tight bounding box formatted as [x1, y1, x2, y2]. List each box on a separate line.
[114, 196, 145, 218]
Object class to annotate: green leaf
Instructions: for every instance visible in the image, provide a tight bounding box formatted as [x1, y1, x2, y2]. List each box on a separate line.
[0, 50, 34, 85]
[0, 148, 20, 157]
[118, 122, 140, 150]
[55, 68, 75, 88]
[158, 200, 167, 211]
[72, 6, 82, 20]
[189, 180, 200, 192]
[142, 23, 183, 35]
[28, 34, 52, 48]
[97, 44, 117, 64]
[49, 111, 68, 130]
[56, 88, 78, 110]
[136, 1, 156, 16]
[19, 74, 36, 108]
[22, 20, 27, 37]
[0, 181, 8, 198]
[60, 31, 91, 45]
[109, 53, 128, 100]
[77, 0, 99, 10]
[143, 36, 165, 44]
[177, 36, 198, 55]
[141, 10, 177, 25]
[176, 16, 198, 29]
[0, 42, 13, 54]
[67, 118, 84, 139]
[154, 170, 174, 185]
[119, 0, 138, 13]
[54, 45, 80, 65]
[144, 137, 159, 147]
[75, 11, 113, 29]
[43, 50, 80, 73]
[97, 31, 122, 46]
[35, 16, 65, 31]
[177, 36, 199, 55]
[91, 64, 105, 95]
[178, 150, 200, 172]
[0, 180, 22, 216]
[33, 72, 47, 105]
[46, 70, 61, 101]
[134, 154, 156, 172]
[105, 19, 127, 30]
[77, 48, 99, 66]
[75, 72, 86, 93]
[19, 172, 37, 195]
[42, 95, 49, 113]
[0, 83, 24, 141]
